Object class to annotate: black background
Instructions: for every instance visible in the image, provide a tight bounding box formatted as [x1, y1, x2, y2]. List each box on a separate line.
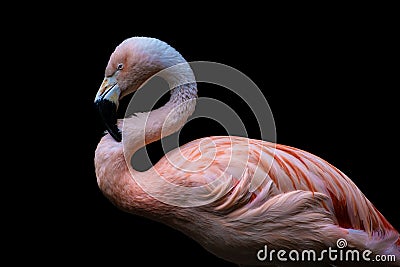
[30, 11, 398, 266]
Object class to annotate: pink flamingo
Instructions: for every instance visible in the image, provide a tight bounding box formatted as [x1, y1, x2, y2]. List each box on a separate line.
[94, 37, 399, 266]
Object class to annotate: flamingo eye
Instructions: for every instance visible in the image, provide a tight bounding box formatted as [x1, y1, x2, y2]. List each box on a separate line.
[117, 63, 124, 70]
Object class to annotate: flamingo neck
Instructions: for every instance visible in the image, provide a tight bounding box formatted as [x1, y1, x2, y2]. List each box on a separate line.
[95, 82, 197, 218]
[122, 82, 197, 160]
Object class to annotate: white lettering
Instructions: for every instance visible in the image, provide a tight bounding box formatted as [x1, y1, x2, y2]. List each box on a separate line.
[277, 250, 287, 261]
[328, 246, 337, 261]
[345, 250, 359, 261]
[301, 250, 316, 261]
[288, 250, 299, 261]
[257, 245, 267, 261]
[256, 239, 396, 263]
[362, 250, 372, 261]
[318, 249, 327, 261]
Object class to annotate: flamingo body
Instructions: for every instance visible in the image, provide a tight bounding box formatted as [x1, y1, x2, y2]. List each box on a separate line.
[96, 134, 399, 266]
[94, 37, 399, 266]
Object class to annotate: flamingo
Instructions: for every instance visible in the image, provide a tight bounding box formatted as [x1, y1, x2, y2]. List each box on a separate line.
[94, 37, 399, 266]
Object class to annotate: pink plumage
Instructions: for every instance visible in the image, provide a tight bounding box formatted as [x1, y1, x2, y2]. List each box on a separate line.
[94, 37, 399, 266]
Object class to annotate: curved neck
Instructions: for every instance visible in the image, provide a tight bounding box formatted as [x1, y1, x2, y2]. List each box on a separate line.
[122, 82, 197, 160]
[95, 81, 197, 217]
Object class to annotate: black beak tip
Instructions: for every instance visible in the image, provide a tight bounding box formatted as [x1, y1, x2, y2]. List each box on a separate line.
[109, 126, 122, 142]
[95, 99, 122, 142]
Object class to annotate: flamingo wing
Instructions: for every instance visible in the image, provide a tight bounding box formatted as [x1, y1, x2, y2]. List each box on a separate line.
[151, 136, 399, 264]
[155, 135, 397, 237]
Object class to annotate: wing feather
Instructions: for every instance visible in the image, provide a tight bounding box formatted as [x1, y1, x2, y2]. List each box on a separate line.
[155, 136, 396, 236]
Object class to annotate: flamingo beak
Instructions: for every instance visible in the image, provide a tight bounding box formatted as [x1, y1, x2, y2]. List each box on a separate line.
[94, 76, 122, 142]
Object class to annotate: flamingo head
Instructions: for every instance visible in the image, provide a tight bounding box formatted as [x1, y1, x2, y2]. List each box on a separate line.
[94, 37, 185, 142]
